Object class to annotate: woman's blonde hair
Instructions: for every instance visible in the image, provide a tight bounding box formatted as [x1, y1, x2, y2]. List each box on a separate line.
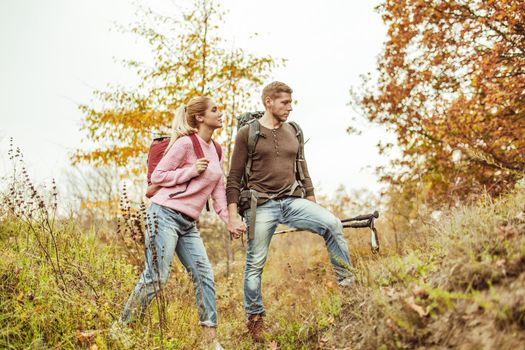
[164, 96, 212, 155]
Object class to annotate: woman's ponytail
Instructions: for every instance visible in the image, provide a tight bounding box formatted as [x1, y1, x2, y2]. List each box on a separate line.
[163, 105, 198, 155]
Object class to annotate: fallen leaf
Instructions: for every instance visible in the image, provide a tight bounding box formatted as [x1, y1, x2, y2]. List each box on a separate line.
[380, 286, 397, 299]
[385, 318, 397, 331]
[326, 280, 336, 289]
[498, 225, 518, 239]
[495, 259, 505, 268]
[327, 315, 335, 325]
[267, 340, 279, 350]
[319, 335, 329, 343]
[403, 296, 428, 317]
[412, 285, 428, 299]
[76, 330, 96, 343]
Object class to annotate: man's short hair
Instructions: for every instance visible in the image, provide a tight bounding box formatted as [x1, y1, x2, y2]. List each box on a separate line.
[261, 81, 293, 106]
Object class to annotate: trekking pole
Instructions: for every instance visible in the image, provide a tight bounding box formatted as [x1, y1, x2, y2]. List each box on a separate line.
[274, 211, 380, 253]
[341, 211, 380, 253]
[340, 211, 379, 223]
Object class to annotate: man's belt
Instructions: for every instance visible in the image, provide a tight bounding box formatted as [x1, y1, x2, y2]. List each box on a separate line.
[242, 181, 301, 240]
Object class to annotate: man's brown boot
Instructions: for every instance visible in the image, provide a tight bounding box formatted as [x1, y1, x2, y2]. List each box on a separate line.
[246, 314, 265, 342]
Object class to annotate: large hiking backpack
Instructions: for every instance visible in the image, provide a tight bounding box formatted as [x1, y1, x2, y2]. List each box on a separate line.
[146, 133, 222, 198]
[236, 112, 306, 238]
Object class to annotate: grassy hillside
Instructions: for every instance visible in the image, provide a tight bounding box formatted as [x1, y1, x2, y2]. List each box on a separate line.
[324, 182, 525, 350]
[1, 182, 524, 349]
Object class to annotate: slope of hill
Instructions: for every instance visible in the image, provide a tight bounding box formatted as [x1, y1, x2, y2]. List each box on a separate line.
[322, 182, 525, 350]
[1, 182, 523, 349]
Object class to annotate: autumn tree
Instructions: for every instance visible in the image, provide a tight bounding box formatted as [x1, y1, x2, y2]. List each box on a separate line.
[73, 0, 282, 174]
[73, 0, 282, 276]
[352, 0, 525, 203]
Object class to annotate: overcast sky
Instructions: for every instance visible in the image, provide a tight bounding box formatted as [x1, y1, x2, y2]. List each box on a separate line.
[0, 0, 392, 198]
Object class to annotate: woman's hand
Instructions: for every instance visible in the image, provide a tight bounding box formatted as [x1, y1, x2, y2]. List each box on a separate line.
[228, 217, 246, 239]
[194, 158, 209, 174]
[146, 184, 161, 198]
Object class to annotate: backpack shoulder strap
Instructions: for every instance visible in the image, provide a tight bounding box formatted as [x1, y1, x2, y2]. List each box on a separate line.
[211, 139, 222, 160]
[189, 134, 205, 159]
[245, 119, 261, 179]
[288, 121, 305, 181]
[288, 121, 304, 158]
[190, 134, 217, 212]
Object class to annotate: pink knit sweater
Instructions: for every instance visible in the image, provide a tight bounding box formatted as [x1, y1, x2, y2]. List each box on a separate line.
[150, 135, 229, 223]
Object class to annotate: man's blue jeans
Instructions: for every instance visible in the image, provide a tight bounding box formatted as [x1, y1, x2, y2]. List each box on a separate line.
[243, 197, 353, 316]
[120, 203, 217, 327]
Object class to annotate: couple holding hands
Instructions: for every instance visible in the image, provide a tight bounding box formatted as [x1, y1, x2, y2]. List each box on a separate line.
[114, 82, 355, 348]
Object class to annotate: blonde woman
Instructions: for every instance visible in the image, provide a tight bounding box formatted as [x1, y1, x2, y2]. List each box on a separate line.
[114, 96, 245, 349]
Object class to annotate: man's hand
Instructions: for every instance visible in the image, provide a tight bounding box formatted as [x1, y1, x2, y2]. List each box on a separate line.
[227, 202, 246, 239]
[306, 195, 316, 203]
[228, 217, 246, 239]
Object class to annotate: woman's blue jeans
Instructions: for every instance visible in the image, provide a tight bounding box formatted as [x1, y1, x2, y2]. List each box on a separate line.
[120, 203, 217, 327]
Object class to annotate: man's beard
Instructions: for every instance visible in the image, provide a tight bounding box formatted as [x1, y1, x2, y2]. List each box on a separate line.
[272, 111, 288, 123]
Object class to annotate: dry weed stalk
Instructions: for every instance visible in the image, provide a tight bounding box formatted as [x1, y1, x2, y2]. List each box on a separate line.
[3, 138, 66, 289]
[117, 184, 167, 345]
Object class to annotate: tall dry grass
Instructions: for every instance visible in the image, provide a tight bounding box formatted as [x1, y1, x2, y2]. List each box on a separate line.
[323, 181, 525, 350]
[2, 141, 523, 349]
[0, 142, 371, 349]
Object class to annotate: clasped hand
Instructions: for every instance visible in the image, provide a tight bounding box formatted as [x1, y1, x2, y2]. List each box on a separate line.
[228, 217, 246, 239]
